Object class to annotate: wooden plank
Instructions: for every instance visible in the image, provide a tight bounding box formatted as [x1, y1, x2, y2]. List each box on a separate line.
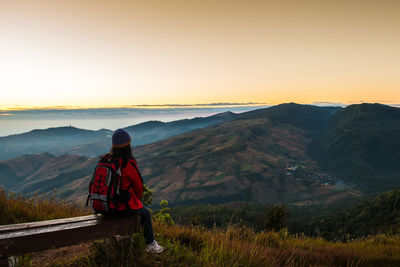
[0, 215, 99, 233]
[0, 219, 100, 240]
[0, 215, 140, 258]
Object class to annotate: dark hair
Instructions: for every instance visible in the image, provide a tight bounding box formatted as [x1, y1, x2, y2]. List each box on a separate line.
[103, 145, 134, 168]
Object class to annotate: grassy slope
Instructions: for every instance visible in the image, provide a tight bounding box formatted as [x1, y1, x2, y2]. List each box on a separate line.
[2, 188, 400, 266]
[31, 220, 400, 266]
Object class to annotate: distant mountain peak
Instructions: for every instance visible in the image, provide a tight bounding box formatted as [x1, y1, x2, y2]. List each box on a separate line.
[28, 126, 93, 134]
[332, 103, 400, 123]
[345, 102, 398, 112]
[211, 111, 235, 117]
[238, 103, 341, 131]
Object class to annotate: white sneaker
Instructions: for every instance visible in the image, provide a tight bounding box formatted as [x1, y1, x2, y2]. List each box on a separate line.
[145, 240, 164, 253]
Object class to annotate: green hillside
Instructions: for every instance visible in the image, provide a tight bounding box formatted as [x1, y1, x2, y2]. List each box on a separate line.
[311, 103, 400, 192]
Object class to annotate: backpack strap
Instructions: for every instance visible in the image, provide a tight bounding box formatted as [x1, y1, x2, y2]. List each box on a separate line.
[130, 160, 144, 184]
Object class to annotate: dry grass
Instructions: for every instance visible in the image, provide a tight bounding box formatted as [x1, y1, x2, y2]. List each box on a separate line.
[152, 223, 400, 267]
[8, 220, 400, 266]
[0, 187, 89, 225]
[22, 223, 400, 267]
[2, 190, 399, 266]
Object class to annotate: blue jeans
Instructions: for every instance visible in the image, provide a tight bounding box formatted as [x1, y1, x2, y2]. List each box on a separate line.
[135, 207, 155, 245]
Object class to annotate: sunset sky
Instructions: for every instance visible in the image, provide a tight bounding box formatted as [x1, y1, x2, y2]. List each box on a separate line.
[0, 0, 399, 109]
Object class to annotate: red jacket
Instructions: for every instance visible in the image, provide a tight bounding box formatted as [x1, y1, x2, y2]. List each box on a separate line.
[119, 158, 144, 210]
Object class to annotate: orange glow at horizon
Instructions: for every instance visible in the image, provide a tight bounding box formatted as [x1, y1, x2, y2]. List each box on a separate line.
[0, 0, 399, 109]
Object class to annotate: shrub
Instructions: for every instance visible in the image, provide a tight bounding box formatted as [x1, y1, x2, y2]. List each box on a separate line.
[153, 200, 174, 225]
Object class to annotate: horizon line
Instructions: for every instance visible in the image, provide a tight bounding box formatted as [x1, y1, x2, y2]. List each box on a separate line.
[1, 101, 400, 112]
[0, 102, 270, 111]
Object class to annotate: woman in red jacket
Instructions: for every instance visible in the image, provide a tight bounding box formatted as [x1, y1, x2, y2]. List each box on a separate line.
[107, 128, 163, 253]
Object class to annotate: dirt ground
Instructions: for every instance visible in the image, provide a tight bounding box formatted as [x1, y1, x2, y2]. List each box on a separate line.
[29, 242, 92, 266]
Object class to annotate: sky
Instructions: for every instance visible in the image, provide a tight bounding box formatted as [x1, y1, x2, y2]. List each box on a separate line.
[0, 0, 399, 110]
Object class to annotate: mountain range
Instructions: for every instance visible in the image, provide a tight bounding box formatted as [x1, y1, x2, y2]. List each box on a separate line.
[0, 103, 399, 207]
[0, 111, 235, 160]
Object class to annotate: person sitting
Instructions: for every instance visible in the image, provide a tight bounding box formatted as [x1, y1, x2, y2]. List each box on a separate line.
[104, 128, 163, 253]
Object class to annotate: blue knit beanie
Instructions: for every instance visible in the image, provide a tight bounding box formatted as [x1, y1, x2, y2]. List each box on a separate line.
[112, 129, 131, 148]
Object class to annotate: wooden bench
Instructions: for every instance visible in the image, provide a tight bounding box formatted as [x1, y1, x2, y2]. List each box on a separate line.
[0, 214, 140, 267]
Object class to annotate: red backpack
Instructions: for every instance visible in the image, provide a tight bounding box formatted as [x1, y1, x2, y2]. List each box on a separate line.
[86, 156, 128, 213]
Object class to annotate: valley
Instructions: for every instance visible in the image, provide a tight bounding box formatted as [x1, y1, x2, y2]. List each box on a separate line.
[3, 103, 384, 207]
[0, 103, 398, 208]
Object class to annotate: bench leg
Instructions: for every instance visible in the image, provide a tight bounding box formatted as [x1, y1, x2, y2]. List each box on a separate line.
[0, 257, 9, 267]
